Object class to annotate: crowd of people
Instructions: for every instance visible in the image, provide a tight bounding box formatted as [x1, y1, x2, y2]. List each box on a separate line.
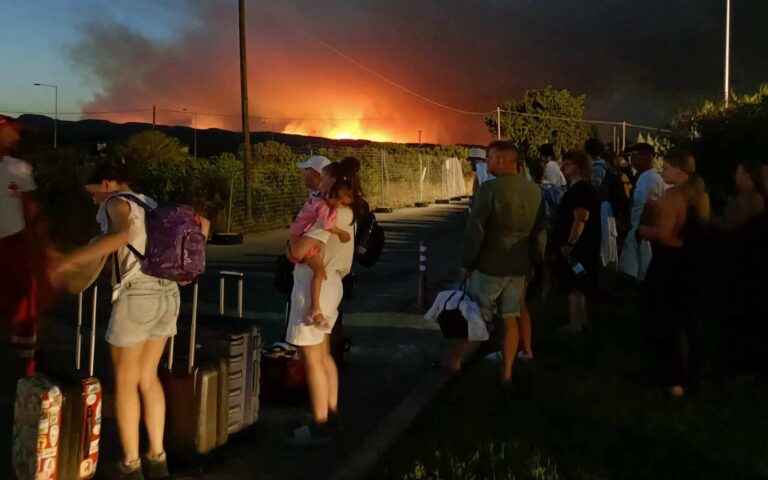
[1, 113, 370, 477]
[3, 109, 768, 477]
[454, 138, 767, 399]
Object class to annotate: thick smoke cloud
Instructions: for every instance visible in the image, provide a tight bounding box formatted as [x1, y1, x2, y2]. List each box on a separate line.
[71, 0, 768, 144]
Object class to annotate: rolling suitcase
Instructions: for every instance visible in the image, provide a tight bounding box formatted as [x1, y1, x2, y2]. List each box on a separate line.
[260, 300, 308, 403]
[162, 281, 221, 455]
[192, 271, 261, 433]
[12, 286, 103, 480]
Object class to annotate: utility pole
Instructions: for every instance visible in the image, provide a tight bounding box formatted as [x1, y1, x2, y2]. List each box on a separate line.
[724, 0, 731, 107]
[418, 130, 422, 145]
[496, 107, 501, 140]
[621, 121, 627, 152]
[238, 0, 252, 217]
[152, 105, 156, 129]
[183, 108, 198, 159]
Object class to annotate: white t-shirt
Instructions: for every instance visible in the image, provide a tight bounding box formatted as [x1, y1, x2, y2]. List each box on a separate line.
[303, 206, 355, 278]
[630, 169, 667, 230]
[96, 192, 158, 284]
[543, 160, 566, 187]
[0, 156, 36, 239]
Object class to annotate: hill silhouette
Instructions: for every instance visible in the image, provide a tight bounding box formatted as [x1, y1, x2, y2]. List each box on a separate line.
[11, 114, 426, 156]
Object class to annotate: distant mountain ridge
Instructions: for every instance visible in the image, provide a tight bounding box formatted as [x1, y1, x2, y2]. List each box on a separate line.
[11, 114, 413, 156]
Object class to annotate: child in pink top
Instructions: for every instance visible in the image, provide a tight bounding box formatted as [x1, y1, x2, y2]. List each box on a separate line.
[288, 181, 353, 327]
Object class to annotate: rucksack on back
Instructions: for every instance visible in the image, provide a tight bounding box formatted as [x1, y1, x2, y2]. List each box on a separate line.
[109, 193, 207, 282]
[354, 212, 384, 268]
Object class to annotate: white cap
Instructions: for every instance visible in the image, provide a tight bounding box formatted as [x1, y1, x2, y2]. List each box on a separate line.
[467, 148, 486, 160]
[296, 155, 331, 173]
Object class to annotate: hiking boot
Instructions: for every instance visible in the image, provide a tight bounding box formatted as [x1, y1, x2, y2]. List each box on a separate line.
[143, 452, 170, 480]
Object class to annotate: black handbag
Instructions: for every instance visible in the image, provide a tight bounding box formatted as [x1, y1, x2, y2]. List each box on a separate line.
[436, 279, 470, 339]
[274, 254, 295, 295]
[342, 271, 356, 300]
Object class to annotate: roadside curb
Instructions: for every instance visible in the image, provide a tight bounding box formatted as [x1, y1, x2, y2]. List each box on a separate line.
[329, 369, 454, 480]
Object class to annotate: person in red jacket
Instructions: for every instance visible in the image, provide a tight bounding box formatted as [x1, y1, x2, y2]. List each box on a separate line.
[0, 115, 42, 377]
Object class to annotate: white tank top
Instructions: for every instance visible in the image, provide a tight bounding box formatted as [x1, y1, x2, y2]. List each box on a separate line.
[96, 192, 158, 284]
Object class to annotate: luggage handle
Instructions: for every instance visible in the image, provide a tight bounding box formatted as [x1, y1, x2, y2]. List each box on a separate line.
[167, 279, 199, 374]
[218, 271, 244, 318]
[76, 286, 99, 377]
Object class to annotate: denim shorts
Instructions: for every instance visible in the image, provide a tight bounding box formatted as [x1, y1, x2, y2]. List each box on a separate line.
[106, 277, 180, 347]
[468, 270, 526, 322]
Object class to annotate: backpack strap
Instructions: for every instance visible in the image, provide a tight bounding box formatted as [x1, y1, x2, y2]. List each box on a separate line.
[104, 194, 148, 282]
[112, 251, 121, 286]
[110, 192, 154, 212]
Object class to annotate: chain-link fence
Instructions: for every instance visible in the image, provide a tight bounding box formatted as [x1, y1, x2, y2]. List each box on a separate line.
[217, 143, 473, 234]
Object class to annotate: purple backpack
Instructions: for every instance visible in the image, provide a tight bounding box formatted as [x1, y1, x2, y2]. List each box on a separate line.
[109, 193, 207, 282]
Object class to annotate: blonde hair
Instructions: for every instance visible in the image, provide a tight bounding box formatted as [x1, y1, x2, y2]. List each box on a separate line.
[665, 149, 708, 218]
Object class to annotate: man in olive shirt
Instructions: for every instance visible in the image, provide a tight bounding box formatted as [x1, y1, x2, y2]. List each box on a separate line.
[452, 140, 545, 382]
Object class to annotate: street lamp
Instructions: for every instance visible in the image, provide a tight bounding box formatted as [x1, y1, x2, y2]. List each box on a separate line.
[33, 83, 57, 149]
[724, 0, 731, 107]
[182, 108, 197, 159]
[724, 0, 731, 108]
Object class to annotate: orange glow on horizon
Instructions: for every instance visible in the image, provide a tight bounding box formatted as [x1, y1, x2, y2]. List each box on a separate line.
[282, 117, 394, 142]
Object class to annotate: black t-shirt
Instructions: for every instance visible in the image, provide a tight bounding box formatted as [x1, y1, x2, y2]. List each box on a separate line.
[555, 180, 602, 263]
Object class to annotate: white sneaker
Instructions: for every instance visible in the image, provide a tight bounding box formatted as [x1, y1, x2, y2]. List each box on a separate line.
[516, 351, 534, 361]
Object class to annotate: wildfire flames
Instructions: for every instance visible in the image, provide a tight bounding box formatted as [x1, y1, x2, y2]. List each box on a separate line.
[281, 118, 392, 142]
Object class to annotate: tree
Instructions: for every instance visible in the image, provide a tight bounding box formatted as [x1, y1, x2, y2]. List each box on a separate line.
[115, 130, 190, 202]
[671, 84, 768, 192]
[486, 86, 590, 158]
[116, 130, 188, 167]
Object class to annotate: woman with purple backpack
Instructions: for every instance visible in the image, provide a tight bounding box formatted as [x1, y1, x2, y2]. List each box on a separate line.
[50, 162, 209, 480]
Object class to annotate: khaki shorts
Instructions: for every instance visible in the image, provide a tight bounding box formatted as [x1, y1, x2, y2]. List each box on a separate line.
[468, 270, 526, 322]
[106, 278, 180, 347]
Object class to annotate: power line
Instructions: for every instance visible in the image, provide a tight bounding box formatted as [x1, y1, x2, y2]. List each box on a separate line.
[157, 108, 404, 122]
[295, 22, 672, 131]
[302, 31, 494, 116]
[499, 109, 671, 133]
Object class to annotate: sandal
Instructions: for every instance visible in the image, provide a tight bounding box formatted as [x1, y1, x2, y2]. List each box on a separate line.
[284, 423, 332, 447]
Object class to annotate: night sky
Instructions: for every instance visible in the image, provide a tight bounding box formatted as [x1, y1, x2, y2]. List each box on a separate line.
[3, 0, 767, 144]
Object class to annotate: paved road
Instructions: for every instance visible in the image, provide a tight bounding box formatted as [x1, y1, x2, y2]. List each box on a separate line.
[0, 202, 469, 480]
